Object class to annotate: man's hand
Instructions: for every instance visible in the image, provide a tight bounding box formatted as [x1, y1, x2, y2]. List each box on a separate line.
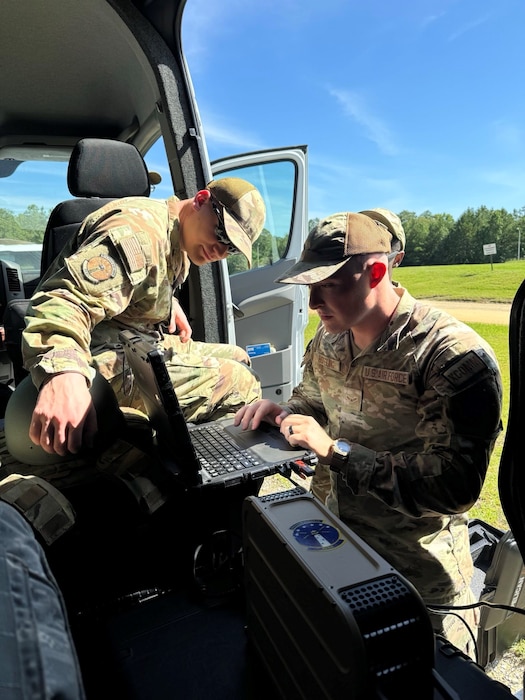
[167, 298, 192, 342]
[29, 373, 97, 456]
[235, 402, 334, 460]
[234, 399, 290, 431]
[279, 414, 334, 461]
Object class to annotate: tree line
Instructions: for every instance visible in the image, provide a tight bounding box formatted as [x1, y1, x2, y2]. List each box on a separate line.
[309, 206, 525, 266]
[4, 203, 525, 269]
[0, 206, 50, 243]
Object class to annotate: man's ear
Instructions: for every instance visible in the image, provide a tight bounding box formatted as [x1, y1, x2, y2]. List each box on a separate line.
[369, 261, 387, 288]
[194, 189, 211, 210]
[393, 251, 405, 268]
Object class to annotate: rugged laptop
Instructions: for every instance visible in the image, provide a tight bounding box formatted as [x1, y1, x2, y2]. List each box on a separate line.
[119, 329, 312, 489]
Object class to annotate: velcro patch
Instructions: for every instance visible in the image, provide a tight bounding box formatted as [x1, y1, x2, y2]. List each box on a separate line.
[81, 254, 117, 283]
[118, 234, 146, 273]
[317, 354, 341, 372]
[442, 350, 487, 388]
[362, 366, 410, 385]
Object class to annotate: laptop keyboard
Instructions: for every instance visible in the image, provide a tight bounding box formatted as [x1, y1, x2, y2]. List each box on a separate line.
[191, 425, 261, 477]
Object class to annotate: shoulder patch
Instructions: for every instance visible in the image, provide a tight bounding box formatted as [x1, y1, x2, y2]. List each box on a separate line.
[81, 254, 117, 283]
[441, 349, 488, 388]
[118, 234, 146, 273]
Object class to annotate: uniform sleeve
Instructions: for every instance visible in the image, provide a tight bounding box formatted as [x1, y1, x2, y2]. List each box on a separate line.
[22, 221, 150, 388]
[336, 345, 503, 518]
[284, 338, 329, 426]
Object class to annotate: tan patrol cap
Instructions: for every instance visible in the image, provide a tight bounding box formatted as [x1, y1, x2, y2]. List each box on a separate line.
[207, 177, 266, 268]
[275, 212, 392, 285]
[359, 208, 405, 251]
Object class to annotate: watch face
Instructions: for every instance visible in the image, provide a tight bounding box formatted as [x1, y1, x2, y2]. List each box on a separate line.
[331, 439, 351, 471]
[335, 439, 351, 455]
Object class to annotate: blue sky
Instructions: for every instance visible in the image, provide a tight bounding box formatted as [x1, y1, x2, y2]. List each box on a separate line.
[180, 0, 525, 222]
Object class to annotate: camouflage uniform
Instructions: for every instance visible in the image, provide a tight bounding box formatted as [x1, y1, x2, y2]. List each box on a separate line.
[22, 195, 261, 420]
[285, 286, 503, 653]
[0, 195, 262, 536]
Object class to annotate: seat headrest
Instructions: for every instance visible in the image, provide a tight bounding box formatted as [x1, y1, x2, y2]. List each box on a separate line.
[67, 138, 151, 198]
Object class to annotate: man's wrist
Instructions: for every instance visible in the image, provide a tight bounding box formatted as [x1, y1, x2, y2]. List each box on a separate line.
[329, 438, 352, 473]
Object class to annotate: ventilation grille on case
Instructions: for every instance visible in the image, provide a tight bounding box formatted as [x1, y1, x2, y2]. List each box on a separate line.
[340, 574, 434, 695]
[259, 487, 306, 503]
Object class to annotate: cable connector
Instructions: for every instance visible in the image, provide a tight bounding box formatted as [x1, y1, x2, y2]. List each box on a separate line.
[290, 459, 315, 479]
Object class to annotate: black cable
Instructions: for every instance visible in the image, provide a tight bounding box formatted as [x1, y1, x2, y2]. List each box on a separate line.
[427, 599, 525, 665]
[427, 607, 479, 662]
[429, 600, 525, 616]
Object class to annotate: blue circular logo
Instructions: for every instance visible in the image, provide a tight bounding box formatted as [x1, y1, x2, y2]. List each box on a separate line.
[291, 520, 343, 550]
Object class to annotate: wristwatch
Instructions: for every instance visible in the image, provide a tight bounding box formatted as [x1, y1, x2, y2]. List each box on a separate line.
[330, 438, 352, 472]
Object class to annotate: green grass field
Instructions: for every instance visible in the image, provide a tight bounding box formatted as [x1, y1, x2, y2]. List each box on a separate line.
[391, 259, 525, 303]
[303, 261, 521, 530]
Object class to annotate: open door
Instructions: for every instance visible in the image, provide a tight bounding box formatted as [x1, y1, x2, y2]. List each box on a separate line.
[212, 146, 309, 402]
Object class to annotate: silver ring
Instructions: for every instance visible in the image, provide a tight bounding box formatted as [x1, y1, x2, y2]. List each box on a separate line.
[288, 425, 294, 436]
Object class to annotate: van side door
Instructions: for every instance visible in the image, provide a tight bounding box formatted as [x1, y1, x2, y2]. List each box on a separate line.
[212, 146, 309, 402]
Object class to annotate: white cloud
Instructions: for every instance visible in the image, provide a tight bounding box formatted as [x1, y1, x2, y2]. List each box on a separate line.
[199, 113, 264, 152]
[478, 167, 525, 191]
[491, 120, 523, 151]
[448, 15, 490, 42]
[328, 88, 400, 156]
[307, 153, 408, 220]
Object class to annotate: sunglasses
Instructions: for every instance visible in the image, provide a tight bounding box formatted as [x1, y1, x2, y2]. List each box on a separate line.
[210, 198, 239, 255]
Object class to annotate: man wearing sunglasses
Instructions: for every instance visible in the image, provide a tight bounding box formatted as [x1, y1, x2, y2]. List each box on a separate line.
[11, 177, 265, 487]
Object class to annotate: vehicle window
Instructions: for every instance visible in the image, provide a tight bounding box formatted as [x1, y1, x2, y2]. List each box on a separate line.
[0, 159, 69, 278]
[217, 160, 296, 275]
[144, 143, 298, 276]
[0, 247, 42, 284]
[143, 138, 174, 201]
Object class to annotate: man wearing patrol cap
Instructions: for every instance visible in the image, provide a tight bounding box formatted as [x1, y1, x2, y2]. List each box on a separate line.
[359, 207, 406, 253]
[20, 176, 265, 463]
[235, 211, 502, 655]
[310, 207, 405, 503]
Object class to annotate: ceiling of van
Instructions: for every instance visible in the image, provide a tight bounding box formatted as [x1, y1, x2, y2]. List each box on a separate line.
[0, 0, 184, 161]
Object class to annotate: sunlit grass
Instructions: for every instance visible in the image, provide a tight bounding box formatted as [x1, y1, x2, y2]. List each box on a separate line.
[392, 260, 525, 302]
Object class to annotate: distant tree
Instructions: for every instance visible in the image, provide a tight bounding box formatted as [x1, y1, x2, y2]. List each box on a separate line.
[443, 209, 478, 264]
[426, 213, 455, 265]
[399, 210, 430, 266]
[0, 208, 24, 240]
[16, 205, 49, 242]
[308, 218, 319, 233]
[493, 208, 521, 261]
[226, 228, 277, 274]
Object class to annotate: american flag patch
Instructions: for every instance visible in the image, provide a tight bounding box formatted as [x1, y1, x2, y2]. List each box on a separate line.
[119, 235, 146, 272]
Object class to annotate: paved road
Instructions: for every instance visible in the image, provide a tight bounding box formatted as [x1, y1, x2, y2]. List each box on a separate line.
[420, 299, 511, 325]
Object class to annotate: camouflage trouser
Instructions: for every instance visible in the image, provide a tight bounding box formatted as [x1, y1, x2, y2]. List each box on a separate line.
[310, 461, 331, 504]
[107, 335, 262, 423]
[0, 338, 262, 543]
[0, 410, 170, 543]
[428, 586, 479, 659]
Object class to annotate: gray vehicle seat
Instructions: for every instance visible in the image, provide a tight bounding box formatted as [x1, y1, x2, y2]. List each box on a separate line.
[2, 137, 151, 385]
